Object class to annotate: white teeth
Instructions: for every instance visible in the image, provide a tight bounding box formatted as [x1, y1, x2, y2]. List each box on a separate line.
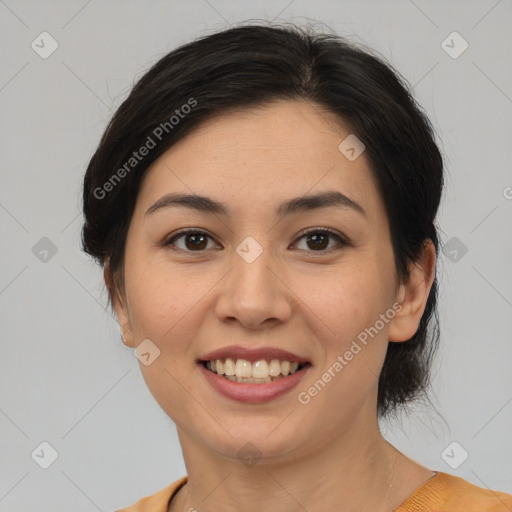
[224, 358, 236, 376]
[269, 359, 281, 377]
[235, 359, 252, 378]
[252, 360, 269, 379]
[205, 357, 305, 381]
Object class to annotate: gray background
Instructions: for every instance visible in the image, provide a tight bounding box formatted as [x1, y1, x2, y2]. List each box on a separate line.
[1, 1, 511, 510]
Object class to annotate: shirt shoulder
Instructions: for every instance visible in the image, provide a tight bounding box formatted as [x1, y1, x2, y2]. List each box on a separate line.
[115, 476, 188, 512]
[395, 471, 512, 512]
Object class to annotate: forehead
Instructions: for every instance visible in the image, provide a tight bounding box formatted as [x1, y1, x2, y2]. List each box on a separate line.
[136, 100, 385, 224]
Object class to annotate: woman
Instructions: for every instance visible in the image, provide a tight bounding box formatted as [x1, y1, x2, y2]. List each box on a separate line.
[81, 23, 512, 512]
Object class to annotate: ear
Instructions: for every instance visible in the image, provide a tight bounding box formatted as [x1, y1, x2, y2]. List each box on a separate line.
[388, 239, 436, 343]
[104, 258, 135, 348]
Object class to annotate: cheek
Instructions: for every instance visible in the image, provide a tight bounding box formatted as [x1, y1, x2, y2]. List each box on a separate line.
[124, 259, 217, 365]
[309, 264, 389, 343]
[125, 251, 188, 330]
[302, 263, 392, 403]
[296, 274, 390, 423]
[125, 268, 204, 415]
[125, 275, 175, 339]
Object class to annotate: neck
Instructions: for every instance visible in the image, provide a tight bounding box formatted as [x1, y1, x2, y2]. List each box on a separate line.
[171, 406, 411, 512]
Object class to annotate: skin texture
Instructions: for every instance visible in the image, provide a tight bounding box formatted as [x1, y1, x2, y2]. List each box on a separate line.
[108, 100, 437, 512]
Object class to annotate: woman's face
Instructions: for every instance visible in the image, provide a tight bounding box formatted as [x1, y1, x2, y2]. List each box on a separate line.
[112, 100, 421, 462]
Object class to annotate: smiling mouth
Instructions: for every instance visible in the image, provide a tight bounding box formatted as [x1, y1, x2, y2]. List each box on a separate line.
[200, 358, 311, 384]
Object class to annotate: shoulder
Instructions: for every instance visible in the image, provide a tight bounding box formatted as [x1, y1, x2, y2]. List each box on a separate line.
[115, 476, 188, 512]
[396, 471, 512, 511]
[437, 472, 512, 510]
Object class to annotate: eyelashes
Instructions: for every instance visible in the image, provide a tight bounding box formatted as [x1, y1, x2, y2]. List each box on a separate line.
[293, 227, 351, 252]
[162, 227, 351, 255]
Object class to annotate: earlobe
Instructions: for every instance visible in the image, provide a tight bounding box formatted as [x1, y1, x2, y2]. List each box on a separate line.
[104, 259, 135, 348]
[388, 240, 436, 343]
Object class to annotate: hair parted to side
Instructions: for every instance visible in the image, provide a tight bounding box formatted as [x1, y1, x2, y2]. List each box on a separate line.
[81, 21, 444, 419]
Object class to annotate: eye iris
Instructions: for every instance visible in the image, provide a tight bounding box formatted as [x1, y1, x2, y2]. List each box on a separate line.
[186, 233, 207, 250]
[307, 233, 329, 250]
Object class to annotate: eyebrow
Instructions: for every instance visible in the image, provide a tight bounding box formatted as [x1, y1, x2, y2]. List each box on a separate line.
[145, 190, 367, 218]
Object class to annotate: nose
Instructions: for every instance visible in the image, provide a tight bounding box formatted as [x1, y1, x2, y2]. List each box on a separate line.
[213, 242, 293, 330]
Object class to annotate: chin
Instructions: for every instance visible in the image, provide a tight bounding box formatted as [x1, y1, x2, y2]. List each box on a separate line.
[200, 416, 306, 461]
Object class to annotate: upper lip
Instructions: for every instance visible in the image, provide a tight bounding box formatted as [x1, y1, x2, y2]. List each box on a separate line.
[198, 345, 310, 363]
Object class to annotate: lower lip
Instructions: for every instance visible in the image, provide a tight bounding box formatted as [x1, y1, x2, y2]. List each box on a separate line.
[198, 363, 310, 403]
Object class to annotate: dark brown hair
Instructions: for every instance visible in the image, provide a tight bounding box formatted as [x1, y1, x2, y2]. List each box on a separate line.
[81, 22, 444, 418]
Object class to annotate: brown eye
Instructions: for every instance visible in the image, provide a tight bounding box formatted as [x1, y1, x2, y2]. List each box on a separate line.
[294, 228, 349, 253]
[164, 230, 216, 252]
[305, 232, 329, 250]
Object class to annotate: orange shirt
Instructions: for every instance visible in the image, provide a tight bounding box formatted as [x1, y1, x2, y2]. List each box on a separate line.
[115, 472, 512, 511]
